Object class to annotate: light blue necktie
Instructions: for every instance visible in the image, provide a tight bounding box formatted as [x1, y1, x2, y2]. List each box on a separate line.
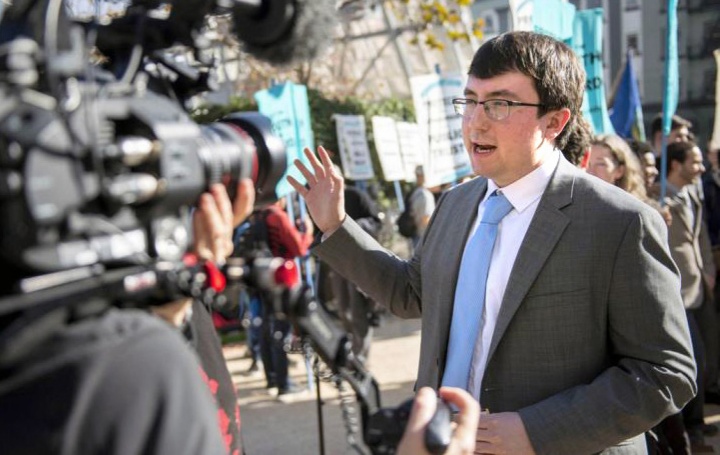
[441, 190, 513, 389]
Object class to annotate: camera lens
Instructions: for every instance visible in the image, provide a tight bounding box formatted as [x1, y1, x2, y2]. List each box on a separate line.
[198, 112, 286, 208]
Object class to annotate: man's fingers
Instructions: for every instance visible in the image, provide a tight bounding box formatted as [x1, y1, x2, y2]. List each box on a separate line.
[232, 179, 255, 226]
[407, 387, 437, 432]
[295, 159, 318, 186]
[287, 174, 308, 196]
[399, 386, 436, 450]
[303, 147, 325, 175]
[209, 184, 233, 230]
[318, 146, 335, 173]
[304, 147, 326, 179]
[438, 387, 481, 454]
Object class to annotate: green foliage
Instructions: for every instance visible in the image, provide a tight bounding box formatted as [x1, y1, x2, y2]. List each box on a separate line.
[306, 89, 416, 210]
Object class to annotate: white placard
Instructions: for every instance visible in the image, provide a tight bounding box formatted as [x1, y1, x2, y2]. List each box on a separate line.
[410, 73, 472, 187]
[371, 116, 406, 181]
[334, 115, 375, 180]
[396, 122, 428, 182]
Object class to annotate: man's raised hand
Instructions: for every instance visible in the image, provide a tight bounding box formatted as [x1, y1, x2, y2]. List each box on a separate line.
[287, 146, 346, 234]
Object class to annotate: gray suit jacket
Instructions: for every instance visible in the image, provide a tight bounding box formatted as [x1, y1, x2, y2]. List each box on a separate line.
[314, 157, 696, 454]
[665, 184, 716, 309]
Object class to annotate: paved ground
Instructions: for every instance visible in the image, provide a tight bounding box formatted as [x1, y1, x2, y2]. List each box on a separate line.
[227, 315, 420, 455]
[228, 311, 720, 454]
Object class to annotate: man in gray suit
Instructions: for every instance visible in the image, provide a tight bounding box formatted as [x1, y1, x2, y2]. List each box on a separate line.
[289, 32, 695, 454]
[664, 140, 716, 447]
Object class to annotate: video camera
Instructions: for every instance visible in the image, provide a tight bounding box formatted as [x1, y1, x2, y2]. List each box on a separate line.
[0, 0, 336, 303]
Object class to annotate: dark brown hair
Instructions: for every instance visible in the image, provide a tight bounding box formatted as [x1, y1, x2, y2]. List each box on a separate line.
[650, 114, 692, 138]
[468, 31, 585, 151]
[666, 140, 698, 166]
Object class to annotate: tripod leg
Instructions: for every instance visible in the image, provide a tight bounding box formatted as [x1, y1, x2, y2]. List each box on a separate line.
[313, 356, 326, 455]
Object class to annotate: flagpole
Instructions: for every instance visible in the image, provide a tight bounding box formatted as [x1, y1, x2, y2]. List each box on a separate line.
[659, 0, 679, 204]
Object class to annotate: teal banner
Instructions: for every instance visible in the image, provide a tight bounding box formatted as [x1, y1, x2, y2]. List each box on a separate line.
[532, 0, 576, 43]
[571, 9, 615, 135]
[254, 82, 315, 198]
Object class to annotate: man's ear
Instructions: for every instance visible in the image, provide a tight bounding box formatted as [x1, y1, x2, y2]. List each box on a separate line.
[544, 108, 572, 141]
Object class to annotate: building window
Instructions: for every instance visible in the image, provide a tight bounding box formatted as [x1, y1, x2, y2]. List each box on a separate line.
[627, 34, 640, 55]
[479, 10, 501, 36]
[498, 7, 509, 34]
[586, 0, 602, 8]
[625, 0, 640, 10]
[705, 69, 716, 101]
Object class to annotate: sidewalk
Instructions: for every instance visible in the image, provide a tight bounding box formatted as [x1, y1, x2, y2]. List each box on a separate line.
[227, 315, 421, 455]
[227, 315, 720, 454]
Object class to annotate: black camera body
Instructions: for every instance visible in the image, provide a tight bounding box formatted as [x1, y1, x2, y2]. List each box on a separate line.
[0, 0, 290, 299]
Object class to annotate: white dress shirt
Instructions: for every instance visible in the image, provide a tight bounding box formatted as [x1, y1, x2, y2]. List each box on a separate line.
[467, 150, 560, 401]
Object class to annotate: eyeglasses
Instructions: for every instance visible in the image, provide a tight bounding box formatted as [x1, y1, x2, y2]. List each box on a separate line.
[451, 98, 545, 121]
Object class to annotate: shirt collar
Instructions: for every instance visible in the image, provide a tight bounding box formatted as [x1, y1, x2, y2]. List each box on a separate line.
[484, 148, 560, 213]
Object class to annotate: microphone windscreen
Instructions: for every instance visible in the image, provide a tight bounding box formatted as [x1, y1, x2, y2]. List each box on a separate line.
[235, 0, 337, 66]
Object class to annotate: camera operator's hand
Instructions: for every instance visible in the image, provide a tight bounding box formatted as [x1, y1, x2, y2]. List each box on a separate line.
[397, 387, 479, 455]
[151, 179, 255, 327]
[287, 146, 346, 235]
[194, 180, 255, 263]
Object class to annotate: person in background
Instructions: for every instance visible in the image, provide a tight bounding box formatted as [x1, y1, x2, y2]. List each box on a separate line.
[151, 180, 254, 455]
[702, 143, 720, 407]
[628, 140, 660, 195]
[247, 197, 314, 398]
[703, 145, 720, 249]
[561, 113, 593, 169]
[587, 134, 647, 199]
[291, 31, 695, 454]
[651, 113, 693, 161]
[661, 141, 717, 451]
[409, 165, 436, 247]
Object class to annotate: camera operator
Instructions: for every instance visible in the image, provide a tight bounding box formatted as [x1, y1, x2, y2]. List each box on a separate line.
[398, 387, 480, 455]
[0, 180, 253, 455]
[151, 179, 255, 455]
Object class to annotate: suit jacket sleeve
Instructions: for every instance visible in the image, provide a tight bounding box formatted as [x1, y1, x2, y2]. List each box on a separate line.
[518, 208, 697, 455]
[313, 216, 423, 319]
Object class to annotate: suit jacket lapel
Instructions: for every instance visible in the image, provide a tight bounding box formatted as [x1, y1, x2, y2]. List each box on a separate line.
[487, 158, 574, 363]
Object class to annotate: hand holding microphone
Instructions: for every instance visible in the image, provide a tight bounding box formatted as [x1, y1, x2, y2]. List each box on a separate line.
[397, 387, 479, 455]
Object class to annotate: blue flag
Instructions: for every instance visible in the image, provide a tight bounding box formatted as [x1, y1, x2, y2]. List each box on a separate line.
[610, 51, 646, 141]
